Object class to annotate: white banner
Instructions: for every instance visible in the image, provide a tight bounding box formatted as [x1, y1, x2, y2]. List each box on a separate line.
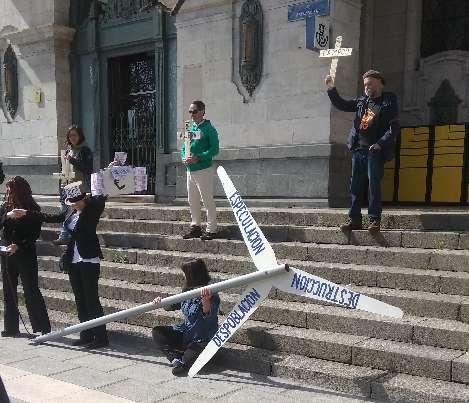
[188, 278, 273, 377]
[217, 166, 277, 271]
[91, 167, 147, 195]
[104, 168, 135, 196]
[274, 267, 403, 318]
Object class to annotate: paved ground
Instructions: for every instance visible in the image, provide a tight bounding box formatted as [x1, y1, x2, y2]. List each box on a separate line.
[0, 322, 373, 403]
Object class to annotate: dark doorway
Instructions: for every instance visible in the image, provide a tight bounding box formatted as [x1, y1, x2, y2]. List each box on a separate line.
[108, 51, 157, 194]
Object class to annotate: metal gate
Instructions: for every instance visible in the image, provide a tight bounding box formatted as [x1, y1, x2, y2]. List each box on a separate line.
[108, 52, 157, 194]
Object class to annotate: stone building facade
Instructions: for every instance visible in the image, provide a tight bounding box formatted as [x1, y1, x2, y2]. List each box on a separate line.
[0, 0, 466, 205]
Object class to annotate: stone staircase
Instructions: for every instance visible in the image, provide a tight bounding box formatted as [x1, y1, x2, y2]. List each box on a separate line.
[2, 201, 469, 402]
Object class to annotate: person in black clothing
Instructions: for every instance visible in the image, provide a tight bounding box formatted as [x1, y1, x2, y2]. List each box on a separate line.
[325, 70, 400, 233]
[12, 182, 108, 348]
[54, 126, 93, 245]
[0, 375, 9, 403]
[0, 161, 5, 185]
[0, 176, 51, 337]
[152, 259, 220, 376]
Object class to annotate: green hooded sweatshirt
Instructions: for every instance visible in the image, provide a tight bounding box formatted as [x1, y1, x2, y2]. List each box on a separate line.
[180, 119, 219, 172]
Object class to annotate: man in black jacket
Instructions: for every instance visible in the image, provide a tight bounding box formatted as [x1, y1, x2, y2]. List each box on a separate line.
[326, 70, 400, 233]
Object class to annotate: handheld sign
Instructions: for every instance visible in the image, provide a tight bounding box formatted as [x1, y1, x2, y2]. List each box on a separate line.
[319, 35, 353, 80]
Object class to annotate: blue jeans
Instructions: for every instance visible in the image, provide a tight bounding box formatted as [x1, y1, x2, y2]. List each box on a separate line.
[58, 188, 71, 240]
[349, 149, 384, 222]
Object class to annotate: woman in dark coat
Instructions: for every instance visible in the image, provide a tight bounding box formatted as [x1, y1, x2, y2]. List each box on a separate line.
[13, 182, 108, 348]
[0, 176, 51, 337]
[152, 258, 220, 376]
[54, 126, 93, 244]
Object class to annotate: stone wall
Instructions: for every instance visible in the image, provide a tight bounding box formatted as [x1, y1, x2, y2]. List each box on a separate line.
[0, 0, 73, 194]
[157, 0, 362, 206]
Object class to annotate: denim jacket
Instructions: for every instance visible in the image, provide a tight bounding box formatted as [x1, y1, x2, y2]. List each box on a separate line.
[327, 87, 400, 161]
[167, 290, 220, 346]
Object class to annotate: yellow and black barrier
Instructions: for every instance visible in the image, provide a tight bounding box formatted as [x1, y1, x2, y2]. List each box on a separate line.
[382, 124, 469, 204]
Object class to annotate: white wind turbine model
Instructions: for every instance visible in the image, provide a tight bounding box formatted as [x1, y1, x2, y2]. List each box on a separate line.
[187, 166, 403, 377]
[34, 166, 403, 377]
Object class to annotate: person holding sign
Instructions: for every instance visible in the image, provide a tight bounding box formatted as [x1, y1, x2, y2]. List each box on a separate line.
[54, 126, 94, 245]
[325, 70, 399, 233]
[0, 176, 51, 337]
[180, 101, 220, 241]
[152, 259, 220, 376]
[12, 182, 109, 348]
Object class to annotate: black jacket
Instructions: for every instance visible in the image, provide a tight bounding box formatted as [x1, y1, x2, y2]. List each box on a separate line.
[327, 87, 400, 161]
[0, 204, 42, 257]
[28, 195, 106, 262]
[68, 145, 93, 191]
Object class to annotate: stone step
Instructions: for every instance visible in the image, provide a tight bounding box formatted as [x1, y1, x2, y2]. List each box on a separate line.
[4, 302, 469, 403]
[86, 218, 469, 251]
[36, 252, 469, 298]
[38, 229, 469, 274]
[36, 242, 469, 322]
[38, 202, 469, 231]
[3, 281, 467, 384]
[28, 265, 469, 351]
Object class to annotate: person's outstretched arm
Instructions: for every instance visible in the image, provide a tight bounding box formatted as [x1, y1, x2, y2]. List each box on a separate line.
[325, 75, 359, 112]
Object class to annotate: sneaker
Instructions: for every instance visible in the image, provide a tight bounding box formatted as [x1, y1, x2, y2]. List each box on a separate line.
[170, 358, 184, 367]
[182, 226, 202, 239]
[368, 219, 381, 234]
[172, 363, 188, 376]
[200, 231, 217, 241]
[339, 219, 362, 232]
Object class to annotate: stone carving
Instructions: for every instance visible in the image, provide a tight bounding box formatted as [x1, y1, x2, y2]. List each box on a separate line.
[99, 0, 151, 23]
[3, 44, 18, 120]
[239, 0, 263, 96]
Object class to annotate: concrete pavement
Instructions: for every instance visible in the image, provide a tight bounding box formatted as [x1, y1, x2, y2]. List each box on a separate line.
[0, 323, 371, 403]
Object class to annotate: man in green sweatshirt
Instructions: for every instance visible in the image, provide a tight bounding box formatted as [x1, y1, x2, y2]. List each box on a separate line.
[180, 100, 220, 241]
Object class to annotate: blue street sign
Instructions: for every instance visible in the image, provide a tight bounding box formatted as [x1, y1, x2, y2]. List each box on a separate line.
[287, 0, 329, 22]
[305, 17, 315, 50]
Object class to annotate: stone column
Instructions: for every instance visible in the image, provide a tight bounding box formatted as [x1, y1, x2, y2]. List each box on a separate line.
[0, 24, 75, 194]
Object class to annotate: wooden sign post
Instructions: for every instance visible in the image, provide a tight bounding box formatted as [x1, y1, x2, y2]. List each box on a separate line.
[319, 35, 353, 80]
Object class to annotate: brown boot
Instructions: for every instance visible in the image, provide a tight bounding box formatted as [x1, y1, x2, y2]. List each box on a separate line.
[368, 219, 381, 234]
[340, 219, 362, 232]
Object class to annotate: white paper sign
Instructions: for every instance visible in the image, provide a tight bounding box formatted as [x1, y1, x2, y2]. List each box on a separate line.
[134, 167, 148, 192]
[91, 171, 105, 196]
[104, 168, 135, 196]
